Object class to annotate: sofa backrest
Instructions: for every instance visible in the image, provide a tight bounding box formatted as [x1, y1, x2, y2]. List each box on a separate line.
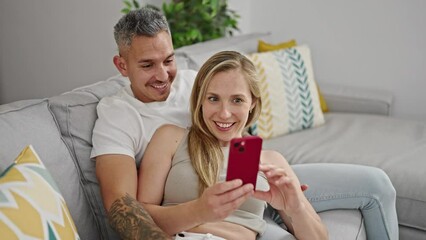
[175, 32, 271, 71]
[0, 99, 100, 239]
[48, 74, 129, 239]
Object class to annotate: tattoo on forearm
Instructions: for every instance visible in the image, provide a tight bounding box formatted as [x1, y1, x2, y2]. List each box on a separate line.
[108, 194, 171, 240]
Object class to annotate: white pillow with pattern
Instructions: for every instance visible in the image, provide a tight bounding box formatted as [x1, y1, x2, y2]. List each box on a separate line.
[248, 45, 325, 139]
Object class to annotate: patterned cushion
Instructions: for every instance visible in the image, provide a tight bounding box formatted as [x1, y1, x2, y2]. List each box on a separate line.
[257, 39, 329, 113]
[0, 145, 80, 240]
[248, 45, 325, 139]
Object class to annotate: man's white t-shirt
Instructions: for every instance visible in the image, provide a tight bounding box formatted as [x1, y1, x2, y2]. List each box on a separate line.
[90, 69, 197, 164]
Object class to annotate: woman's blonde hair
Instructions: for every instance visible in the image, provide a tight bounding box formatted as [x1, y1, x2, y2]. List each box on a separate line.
[188, 51, 262, 194]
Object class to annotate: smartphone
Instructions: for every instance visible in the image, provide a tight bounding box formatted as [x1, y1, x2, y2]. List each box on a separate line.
[226, 136, 263, 188]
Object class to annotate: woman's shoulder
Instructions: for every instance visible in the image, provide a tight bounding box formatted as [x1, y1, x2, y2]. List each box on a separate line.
[148, 124, 188, 155]
[155, 124, 187, 138]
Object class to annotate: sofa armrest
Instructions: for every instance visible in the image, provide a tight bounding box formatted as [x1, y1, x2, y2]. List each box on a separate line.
[320, 82, 394, 116]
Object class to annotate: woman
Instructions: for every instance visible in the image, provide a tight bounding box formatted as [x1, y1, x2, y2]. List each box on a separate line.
[137, 51, 328, 240]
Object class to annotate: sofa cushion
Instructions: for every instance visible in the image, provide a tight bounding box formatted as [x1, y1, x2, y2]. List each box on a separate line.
[320, 82, 393, 116]
[48, 75, 129, 240]
[262, 205, 366, 240]
[257, 39, 297, 52]
[0, 145, 80, 239]
[175, 52, 191, 70]
[247, 46, 325, 139]
[263, 113, 426, 232]
[0, 99, 97, 239]
[256, 39, 329, 113]
[175, 32, 271, 70]
[319, 210, 366, 240]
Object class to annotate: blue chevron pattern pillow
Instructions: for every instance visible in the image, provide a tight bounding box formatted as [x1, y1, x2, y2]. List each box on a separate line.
[248, 45, 325, 139]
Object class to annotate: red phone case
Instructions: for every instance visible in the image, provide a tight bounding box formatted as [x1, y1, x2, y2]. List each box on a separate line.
[226, 136, 263, 188]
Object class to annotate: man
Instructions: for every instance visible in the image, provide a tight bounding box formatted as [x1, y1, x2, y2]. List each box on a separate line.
[91, 7, 253, 239]
[91, 7, 186, 239]
[92, 7, 398, 240]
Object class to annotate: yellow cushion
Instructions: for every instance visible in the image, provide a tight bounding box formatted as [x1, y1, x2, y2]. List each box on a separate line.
[0, 145, 80, 240]
[317, 86, 329, 112]
[248, 46, 325, 139]
[258, 39, 297, 52]
[257, 39, 329, 112]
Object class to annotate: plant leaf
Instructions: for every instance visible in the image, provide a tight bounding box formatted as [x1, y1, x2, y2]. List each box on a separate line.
[121, 8, 130, 14]
[160, 0, 239, 48]
[132, 0, 140, 9]
[123, 0, 131, 8]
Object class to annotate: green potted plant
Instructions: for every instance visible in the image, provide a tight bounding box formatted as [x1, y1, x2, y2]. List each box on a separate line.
[121, 0, 240, 49]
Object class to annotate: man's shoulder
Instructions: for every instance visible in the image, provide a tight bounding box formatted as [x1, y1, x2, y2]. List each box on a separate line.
[97, 88, 139, 115]
[93, 88, 143, 140]
[98, 86, 131, 106]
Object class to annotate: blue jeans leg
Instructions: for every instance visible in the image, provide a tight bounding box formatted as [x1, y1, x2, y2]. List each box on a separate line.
[292, 163, 398, 240]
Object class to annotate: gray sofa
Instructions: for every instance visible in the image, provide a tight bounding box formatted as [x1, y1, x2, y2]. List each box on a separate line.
[266, 83, 426, 240]
[0, 33, 424, 240]
[0, 75, 367, 240]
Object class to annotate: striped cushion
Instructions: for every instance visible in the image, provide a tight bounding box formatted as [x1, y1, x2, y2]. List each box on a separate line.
[0, 145, 80, 240]
[248, 45, 325, 139]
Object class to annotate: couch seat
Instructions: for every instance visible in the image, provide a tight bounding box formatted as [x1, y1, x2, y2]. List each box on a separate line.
[263, 112, 426, 235]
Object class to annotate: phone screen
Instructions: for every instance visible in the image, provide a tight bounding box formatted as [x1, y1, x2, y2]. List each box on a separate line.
[226, 136, 262, 188]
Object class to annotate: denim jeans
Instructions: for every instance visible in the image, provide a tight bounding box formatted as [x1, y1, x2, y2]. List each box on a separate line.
[259, 163, 398, 240]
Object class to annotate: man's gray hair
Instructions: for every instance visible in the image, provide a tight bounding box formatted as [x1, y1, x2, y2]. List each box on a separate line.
[114, 7, 170, 48]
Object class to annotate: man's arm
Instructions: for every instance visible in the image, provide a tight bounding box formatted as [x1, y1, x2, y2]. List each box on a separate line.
[108, 194, 170, 240]
[96, 154, 170, 240]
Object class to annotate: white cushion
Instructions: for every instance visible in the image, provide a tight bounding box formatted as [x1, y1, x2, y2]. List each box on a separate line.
[248, 45, 325, 139]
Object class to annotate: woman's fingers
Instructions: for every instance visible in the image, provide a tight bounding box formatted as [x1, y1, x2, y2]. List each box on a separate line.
[210, 179, 243, 194]
[219, 185, 253, 211]
[260, 164, 291, 184]
[261, 164, 308, 192]
[199, 180, 254, 221]
[208, 180, 254, 204]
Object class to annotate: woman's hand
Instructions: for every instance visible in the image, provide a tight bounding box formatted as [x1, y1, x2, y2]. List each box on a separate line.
[194, 179, 254, 223]
[255, 151, 328, 239]
[253, 164, 307, 216]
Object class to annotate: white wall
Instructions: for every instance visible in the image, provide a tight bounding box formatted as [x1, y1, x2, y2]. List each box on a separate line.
[1, 0, 425, 121]
[0, 0, 123, 104]
[245, 0, 426, 121]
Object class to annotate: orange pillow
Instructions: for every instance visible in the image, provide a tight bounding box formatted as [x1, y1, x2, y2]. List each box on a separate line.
[257, 39, 329, 112]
